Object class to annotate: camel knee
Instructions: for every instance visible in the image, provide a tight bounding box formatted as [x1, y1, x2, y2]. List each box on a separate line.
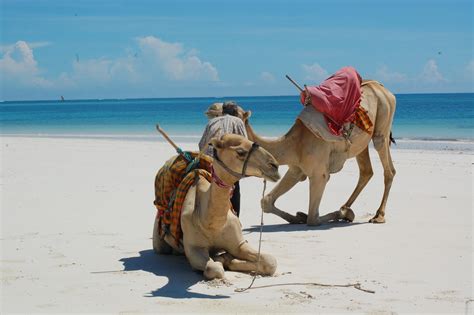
[384, 169, 395, 183]
[258, 253, 277, 276]
[203, 261, 225, 280]
[261, 195, 274, 213]
[372, 135, 387, 151]
[364, 168, 374, 181]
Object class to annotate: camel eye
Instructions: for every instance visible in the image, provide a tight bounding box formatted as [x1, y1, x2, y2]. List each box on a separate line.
[236, 149, 248, 158]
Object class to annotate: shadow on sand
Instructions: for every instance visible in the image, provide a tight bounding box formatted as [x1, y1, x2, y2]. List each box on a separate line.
[243, 221, 368, 234]
[120, 249, 229, 299]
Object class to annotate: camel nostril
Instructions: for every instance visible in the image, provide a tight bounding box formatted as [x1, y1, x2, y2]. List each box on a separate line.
[269, 163, 278, 170]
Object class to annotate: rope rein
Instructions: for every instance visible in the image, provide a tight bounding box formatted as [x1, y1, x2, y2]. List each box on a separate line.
[235, 179, 267, 293]
[234, 179, 375, 295]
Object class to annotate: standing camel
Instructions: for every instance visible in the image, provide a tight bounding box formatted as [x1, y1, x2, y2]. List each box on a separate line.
[153, 134, 281, 279]
[243, 80, 396, 226]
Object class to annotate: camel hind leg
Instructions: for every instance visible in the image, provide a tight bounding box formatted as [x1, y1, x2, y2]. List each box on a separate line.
[152, 216, 172, 254]
[370, 135, 396, 223]
[339, 146, 374, 221]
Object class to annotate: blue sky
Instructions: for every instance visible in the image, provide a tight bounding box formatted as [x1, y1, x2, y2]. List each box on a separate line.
[0, 0, 472, 100]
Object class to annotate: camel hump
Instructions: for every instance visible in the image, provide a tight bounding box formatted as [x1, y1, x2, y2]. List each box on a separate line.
[361, 79, 384, 87]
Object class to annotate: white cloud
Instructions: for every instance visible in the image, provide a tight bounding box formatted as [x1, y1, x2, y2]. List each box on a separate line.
[260, 71, 275, 83]
[137, 36, 218, 81]
[62, 36, 219, 85]
[374, 65, 407, 83]
[419, 59, 445, 83]
[0, 40, 52, 88]
[68, 56, 137, 85]
[302, 63, 328, 82]
[0, 41, 51, 53]
[466, 60, 474, 76]
[1, 37, 220, 99]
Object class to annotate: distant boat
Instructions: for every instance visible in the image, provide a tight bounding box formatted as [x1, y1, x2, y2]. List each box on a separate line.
[60, 96, 65, 101]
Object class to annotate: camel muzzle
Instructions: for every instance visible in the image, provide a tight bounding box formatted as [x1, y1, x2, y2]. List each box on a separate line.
[263, 162, 280, 182]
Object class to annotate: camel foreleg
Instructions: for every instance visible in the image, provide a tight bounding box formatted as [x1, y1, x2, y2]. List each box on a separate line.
[305, 171, 330, 225]
[261, 166, 307, 224]
[302, 169, 356, 225]
[338, 147, 374, 221]
[185, 245, 225, 279]
[217, 242, 277, 276]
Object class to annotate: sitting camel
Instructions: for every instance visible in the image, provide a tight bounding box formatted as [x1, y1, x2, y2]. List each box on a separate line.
[153, 134, 281, 279]
[243, 80, 396, 225]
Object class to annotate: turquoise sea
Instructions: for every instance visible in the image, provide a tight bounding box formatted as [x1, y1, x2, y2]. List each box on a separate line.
[1, 93, 473, 150]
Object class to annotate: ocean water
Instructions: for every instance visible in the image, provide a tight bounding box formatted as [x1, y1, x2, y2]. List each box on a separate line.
[1, 94, 473, 150]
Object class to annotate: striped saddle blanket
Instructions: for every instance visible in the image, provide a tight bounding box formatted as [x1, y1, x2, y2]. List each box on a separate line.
[153, 152, 213, 247]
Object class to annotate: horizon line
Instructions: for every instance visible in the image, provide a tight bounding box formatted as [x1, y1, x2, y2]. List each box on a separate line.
[1, 91, 474, 103]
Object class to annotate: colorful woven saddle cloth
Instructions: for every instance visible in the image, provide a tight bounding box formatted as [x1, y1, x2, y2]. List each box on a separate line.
[153, 152, 213, 248]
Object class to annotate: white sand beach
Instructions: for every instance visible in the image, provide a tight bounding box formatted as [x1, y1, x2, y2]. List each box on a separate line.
[1, 136, 472, 314]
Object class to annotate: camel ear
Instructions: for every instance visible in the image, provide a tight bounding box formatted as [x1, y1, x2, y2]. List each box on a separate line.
[210, 138, 225, 149]
[242, 111, 252, 122]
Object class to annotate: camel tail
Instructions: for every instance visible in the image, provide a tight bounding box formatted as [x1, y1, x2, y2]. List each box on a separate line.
[389, 132, 396, 146]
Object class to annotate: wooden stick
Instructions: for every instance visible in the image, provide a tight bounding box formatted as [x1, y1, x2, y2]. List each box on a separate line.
[285, 75, 304, 92]
[156, 124, 179, 151]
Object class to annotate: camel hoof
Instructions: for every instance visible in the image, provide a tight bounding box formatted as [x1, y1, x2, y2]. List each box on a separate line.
[295, 212, 308, 224]
[307, 217, 321, 226]
[340, 208, 355, 222]
[369, 216, 385, 224]
[284, 212, 307, 224]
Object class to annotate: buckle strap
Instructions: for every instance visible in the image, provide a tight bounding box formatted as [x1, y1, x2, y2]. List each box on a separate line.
[241, 142, 259, 176]
[212, 141, 260, 179]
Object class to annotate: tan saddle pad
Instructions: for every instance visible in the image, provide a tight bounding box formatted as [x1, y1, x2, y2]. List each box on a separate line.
[297, 105, 349, 142]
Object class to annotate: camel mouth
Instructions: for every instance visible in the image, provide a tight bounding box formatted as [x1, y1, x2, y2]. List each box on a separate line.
[265, 172, 281, 182]
[263, 164, 280, 182]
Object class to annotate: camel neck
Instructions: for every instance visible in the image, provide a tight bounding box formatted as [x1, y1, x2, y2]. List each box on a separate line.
[201, 164, 237, 231]
[245, 120, 301, 165]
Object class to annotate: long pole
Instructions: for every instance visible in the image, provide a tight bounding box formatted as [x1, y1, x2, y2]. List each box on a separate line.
[285, 75, 304, 92]
[156, 124, 179, 151]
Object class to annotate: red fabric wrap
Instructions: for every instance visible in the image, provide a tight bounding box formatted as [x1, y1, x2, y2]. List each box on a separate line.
[300, 66, 362, 136]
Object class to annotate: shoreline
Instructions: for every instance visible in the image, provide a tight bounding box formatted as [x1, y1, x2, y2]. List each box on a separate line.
[1, 134, 473, 152]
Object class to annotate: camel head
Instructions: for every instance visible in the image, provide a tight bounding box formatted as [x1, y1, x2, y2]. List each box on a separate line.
[236, 106, 246, 120]
[242, 110, 252, 124]
[210, 134, 280, 182]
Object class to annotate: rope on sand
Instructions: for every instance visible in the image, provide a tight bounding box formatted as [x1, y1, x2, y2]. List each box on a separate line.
[234, 180, 375, 295]
[235, 179, 267, 293]
[238, 281, 375, 294]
